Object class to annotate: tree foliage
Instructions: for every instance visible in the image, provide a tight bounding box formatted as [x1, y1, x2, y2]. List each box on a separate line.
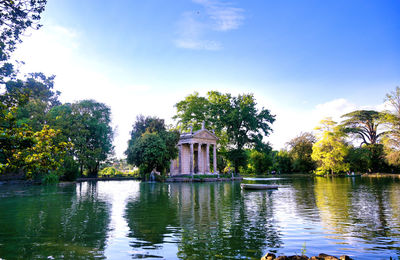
[174, 91, 275, 173]
[273, 150, 292, 173]
[345, 146, 371, 173]
[125, 115, 179, 175]
[0, 106, 71, 178]
[287, 132, 316, 173]
[20, 125, 72, 179]
[48, 100, 114, 177]
[312, 118, 349, 175]
[6, 73, 60, 130]
[173, 92, 211, 131]
[383, 86, 400, 167]
[0, 0, 47, 82]
[247, 149, 273, 174]
[340, 110, 387, 146]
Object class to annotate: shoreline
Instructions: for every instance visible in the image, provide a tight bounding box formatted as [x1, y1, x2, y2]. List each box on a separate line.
[165, 176, 243, 182]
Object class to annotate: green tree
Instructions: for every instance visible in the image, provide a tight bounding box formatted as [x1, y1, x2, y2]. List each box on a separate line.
[5, 73, 60, 130]
[128, 132, 168, 175]
[0, 103, 71, 179]
[345, 146, 371, 173]
[173, 92, 211, 132]
[287, 132, 316, 173]
[340, 110, 387, 146]
[383, 86, 400, 167]
[174, 91, 275, 173]
[21, 125, 72, 180]
[312, 118, 350, 175]
[273, 149, 292, 173]
[47, 100, 114, 177]
[340, 110, 388, 172]
[125, 115, 179, 176]
[46, 104, 80, 180]
[71, 100, 114, 177]
[0, 0, 47, 82]
[0, 86, 29, 169]
[247, 149, 276, 174]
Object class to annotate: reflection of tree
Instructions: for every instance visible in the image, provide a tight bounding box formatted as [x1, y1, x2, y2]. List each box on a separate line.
[0, 182, 111, 259]
[350, 178, 400, 247]
[314, 177, 400, 255]
[174, 182, 282, 259]
[291, 177, 319, 222]
[314, 177, 352, 235]
[125, 183, 178, 247]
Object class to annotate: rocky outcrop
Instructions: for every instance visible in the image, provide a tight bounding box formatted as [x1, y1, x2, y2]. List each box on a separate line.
[261, 253, 353, 260]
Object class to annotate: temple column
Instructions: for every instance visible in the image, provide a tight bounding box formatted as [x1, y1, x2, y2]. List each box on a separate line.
[206, 143, 210, 173]
[190, 143, 194, 175]
[198, 143, 203, 174]
[213, 144, 217, 174]
[178, 144, 182, 174]
[170, 160, 174, 174]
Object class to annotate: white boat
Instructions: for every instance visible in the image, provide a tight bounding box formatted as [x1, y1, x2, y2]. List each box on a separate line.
[241, 184, 278, 190]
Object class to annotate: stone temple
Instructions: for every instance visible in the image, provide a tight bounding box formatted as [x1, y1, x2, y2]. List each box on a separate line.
[170, 124, 218, 176]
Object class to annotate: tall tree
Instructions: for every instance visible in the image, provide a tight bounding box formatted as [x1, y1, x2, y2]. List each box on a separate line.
[312, 118, 350, 175]
[0, 0, 47, 82]
[173, 92, 211, 132]
[5, 73, 60, 130]
[48, 100, 114, 177]
[383, 86, 400, 167]
[340, 110, 387, 146]
[174, 91, 275, 173]
[287, 132, 316, 173]
[0, 87, 71, 178]
[72, 100, 114, 177]
[125, 115, 179, 176]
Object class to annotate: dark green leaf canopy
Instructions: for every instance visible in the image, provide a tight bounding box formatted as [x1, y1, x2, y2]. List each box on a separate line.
[340, 110, 387, 146]
[125, 115, 179, 175]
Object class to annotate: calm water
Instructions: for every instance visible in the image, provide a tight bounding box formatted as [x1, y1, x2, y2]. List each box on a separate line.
[0, 177, 399, 259]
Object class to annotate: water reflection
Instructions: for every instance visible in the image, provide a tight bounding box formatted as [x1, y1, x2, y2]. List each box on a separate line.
[0, 178, 399, 259]
[313, 177, 400, 256]
[125, 182, 282, 259]
[0, 182, 111, 259]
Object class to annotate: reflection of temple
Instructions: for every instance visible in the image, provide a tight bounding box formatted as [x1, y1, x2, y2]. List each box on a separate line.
[170, 123, 218, 175]
[167, 182, 282, 258]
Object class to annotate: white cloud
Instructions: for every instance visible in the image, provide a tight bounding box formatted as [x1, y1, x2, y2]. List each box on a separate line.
[312, 98, 356, 123]
[375, 101, 391, 112]
[197, 0, 244, 31]
[267, 98, 387, 150]
[175, 0, 244, 50]
[175, 38, 221, 51]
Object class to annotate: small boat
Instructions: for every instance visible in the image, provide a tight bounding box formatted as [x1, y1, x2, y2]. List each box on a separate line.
[241, 184, 278, 190]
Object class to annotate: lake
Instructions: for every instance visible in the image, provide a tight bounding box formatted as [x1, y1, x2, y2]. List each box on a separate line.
[0, 177, 399, 259]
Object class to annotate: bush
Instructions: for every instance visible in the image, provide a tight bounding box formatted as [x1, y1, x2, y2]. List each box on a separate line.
[60, 156, 80, 181]
[42, 172, 59, 184]
[99, 167, 121, 177]
[98, 166, 140, 178]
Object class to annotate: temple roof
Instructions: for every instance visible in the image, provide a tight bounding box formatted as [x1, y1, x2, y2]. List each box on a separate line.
[179, 128, 218, 143]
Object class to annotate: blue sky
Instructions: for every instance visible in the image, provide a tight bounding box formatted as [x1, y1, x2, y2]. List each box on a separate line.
[12, 0, 400, 157]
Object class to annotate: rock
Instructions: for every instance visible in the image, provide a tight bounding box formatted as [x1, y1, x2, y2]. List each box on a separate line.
[261, 252, 276, 260]
[261, 253, 348, 260]
[287, 256, 309, 260]
[275, 256, 289, 260]
[318, 254, 339, 260]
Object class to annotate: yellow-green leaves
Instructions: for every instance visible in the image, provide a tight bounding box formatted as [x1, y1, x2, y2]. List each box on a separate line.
[312, 118, 349, 175]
